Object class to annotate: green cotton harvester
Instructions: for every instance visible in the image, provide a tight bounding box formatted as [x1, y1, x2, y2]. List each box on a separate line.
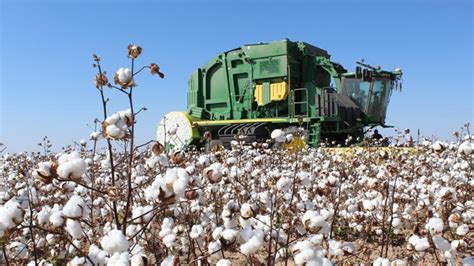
[157, 39, 402, 149]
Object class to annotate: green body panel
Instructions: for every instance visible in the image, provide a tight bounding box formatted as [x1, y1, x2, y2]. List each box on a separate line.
[186, 39, 402, 147]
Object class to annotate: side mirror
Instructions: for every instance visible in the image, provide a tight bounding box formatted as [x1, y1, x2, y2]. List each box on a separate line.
[355, 66, 362, 79]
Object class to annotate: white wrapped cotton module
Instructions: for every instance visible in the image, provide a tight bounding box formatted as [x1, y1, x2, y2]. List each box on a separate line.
[157, 112, 199, 149]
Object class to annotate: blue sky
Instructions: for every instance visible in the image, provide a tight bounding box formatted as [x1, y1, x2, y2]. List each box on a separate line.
[1, 0, 473, 152]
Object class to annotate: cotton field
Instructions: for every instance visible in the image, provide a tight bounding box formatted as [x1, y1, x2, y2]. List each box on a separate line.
[0, 133, 472, 265]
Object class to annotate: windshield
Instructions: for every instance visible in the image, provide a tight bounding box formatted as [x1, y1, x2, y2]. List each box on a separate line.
[342, 77, 393, 123]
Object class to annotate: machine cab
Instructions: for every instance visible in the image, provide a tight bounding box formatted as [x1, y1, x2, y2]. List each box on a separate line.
[341, 65, 402, 125]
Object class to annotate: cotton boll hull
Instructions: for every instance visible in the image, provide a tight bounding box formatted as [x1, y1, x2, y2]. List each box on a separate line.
[156, 112, 201, 149]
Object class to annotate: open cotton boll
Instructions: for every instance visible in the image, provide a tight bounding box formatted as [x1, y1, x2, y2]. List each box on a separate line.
[458, 140, 473, 155]
[131, 205, 154, 223]
[208, 240, 222, 259]
[105, 113, 121, 125]
[131, 253, 147, 266]
[49, 210, 64, 227]
[0, 200, 24, 228]
[118, 109, 132, 123]
[212, 227, 224, 241]
[172, 177, 189, 198]
[302, 210, 329, 234]
[216, 259, 232, 266]
[408, 235, 430, 252]
[106, 125, 124, 139]
[373, 257, 391, 266]
[240, 229, 265, 255]
[57, 153, 87, 179]
[90, 131, 102, 141]
[190, 224, 204, 239]
[163, 233, 176, 248]
[240, 203, 254, 219]
[277, 176, 292, 192]
[63, 195, 88, 218]
[271, 129, 286, 143]
[101, 229, 129, 254]
[89, 244, 108, 265]
[69, 256, 86, 265]
[222, 228, 238, 243]
[66, 219, 83, 239]
[391, 259, 408, 266]
[328, 240, 344, 256]
[116, 68, 132, 85]
[426, 217, 444, 235]
[108, 252, 129, 266]
[456, 224, 469, 236]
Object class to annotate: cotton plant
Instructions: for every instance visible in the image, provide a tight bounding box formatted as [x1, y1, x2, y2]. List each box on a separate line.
[1, 121, 473, 264]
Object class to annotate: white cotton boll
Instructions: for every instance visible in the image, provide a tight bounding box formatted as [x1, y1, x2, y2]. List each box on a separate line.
[116, 68, 132, 85]
[426, 217, 444, 235]
[0, 200, 24, 229]
[271, 129, 286, 143]
[63, 195, 88, 218]
[101, 229, 129, 254]
[302, 210, 329, 234]
[222, 229, 238, 243]
[294, 248, 316, 265]
[119, 109, 132, 122]
[57, 152, 87, 179]
[190, 224, 204, 239]
[89, 244, 107, 265]
[69, 256, 86, 265]
[240, 203, 254, 219]
[459, 140, 473, 155]
[105, 113, 120, 125]
[255, 215, 271, 233]
[66, 219, 83, 239]
[163, 233, 176, 248]
[212, 227, 224, 241]
[391, 259, 408, 266]
[90, 131, 102, 141]
[161, 255, 176, 266]
[49, 210, 64, 227]
[238, 226, 254, 243]
[373, 257, 391, 266]
[131, 254, 147, 266]
[363, 199, 375, 211]
[216, 259, 232, 266]
[106, 124, 124, 139]
[277, 176, 292, 192]
[208, 240, 222, 258]
[107, 252, 129, 266]
[226, 157, 237, 165]
[432, 141, 446, 152]
[341, 243, 356, 254]
[408, 235, 430, 252]
[392, 217, 401, 228]
[456, 224, 469, 236]
[172, 178, 188, 198]
[240, 229, 264, 255]
[309, 234, 324, 245]
[328, 240, 343, 256]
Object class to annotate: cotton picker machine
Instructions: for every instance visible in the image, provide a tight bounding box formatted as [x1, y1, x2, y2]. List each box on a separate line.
[157, 39, 402, 150]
